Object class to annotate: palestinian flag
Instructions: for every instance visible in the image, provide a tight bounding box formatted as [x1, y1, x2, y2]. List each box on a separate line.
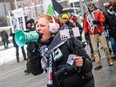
[51, 0, 63, 14]
[43, 0, 63, 15]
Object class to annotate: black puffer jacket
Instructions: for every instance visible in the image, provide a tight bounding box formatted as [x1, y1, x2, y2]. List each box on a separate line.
[27, 37, 95, 87]
[109, 14, 116, 38]
[107, 12, 116, 38]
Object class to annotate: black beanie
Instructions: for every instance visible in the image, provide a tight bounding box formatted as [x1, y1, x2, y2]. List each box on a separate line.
[87, 2, 94, 7]
[26, 20, 32, 25]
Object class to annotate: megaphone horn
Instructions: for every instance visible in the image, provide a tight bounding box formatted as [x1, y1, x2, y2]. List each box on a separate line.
[15, 30, 41, 47]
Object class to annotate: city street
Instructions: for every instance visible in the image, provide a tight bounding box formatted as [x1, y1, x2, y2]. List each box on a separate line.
[0, 0, 116, 87]
[0, 61, 46, 87]
[0, 44, 116, 87]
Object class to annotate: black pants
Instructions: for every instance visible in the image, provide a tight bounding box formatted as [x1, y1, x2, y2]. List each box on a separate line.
[15, 46, 26, 61]
[3, 41, 8, 49]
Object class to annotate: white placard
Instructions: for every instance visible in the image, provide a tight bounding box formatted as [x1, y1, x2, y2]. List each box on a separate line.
[60, 27, 80, 40]
[9, 8, 26, 33]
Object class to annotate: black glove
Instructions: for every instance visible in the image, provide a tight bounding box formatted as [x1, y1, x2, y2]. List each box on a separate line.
[27, 42, 38, 54]
[92, 20, 100, 24]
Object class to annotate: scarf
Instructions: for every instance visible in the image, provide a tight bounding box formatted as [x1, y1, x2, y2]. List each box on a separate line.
[86, 9, 99, 33]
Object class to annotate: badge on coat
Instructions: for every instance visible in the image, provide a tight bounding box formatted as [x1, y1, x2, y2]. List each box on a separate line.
[53, 48, 63, 61]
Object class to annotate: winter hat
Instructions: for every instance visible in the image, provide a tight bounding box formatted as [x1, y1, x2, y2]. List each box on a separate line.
[62, 14, 68, 19]
[69, 15, 77, 22]
[87, 2, 94, 7]
[26, 19, 32, 25]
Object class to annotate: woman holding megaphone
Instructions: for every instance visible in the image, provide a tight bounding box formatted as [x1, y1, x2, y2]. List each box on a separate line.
[25, 14, 95, 87]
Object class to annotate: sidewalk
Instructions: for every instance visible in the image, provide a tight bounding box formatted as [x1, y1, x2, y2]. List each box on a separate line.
[0, 43, 116, 87]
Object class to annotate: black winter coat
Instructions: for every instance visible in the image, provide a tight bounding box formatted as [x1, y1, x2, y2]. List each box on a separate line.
[0, 31, 8, 42]
[107, 12, 116, 38]
[65, 20, 83, 41]
[27, 37, 95, 87]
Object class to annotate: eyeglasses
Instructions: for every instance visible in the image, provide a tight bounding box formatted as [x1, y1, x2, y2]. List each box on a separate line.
[89, 4, 94, 7]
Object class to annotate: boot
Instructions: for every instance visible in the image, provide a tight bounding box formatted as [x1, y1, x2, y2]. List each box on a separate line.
[94, 61, 102, 70]
[111, 54, 116, 59]
[24, 69, 30, 75]
[107, 57, 113, 66]
[17, 56, 19, 62]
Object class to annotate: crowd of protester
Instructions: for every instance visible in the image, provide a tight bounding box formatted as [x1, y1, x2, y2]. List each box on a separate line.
[0, 0, 116, 87]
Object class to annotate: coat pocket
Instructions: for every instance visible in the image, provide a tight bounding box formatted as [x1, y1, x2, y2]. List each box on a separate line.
[79, 71, 94, 81]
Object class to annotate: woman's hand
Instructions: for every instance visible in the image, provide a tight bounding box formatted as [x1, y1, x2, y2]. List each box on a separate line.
[73, 56, 83, 67]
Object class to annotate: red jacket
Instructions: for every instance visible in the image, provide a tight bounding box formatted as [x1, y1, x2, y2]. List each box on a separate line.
[84, 9, 105, 35]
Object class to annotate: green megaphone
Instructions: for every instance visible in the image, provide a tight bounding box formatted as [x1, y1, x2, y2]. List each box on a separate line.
[15, 30, 41, 47]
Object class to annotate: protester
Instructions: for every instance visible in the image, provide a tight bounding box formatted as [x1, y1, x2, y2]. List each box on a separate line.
[30, 18, 36, 29]
[61, 13, 74, 28]
[25, 19, 35, 32]
[10, 13, 27, 62]
[61, 14, 83, 41]
[69, 15, 83, 41]
[106, 2, 116, 58]
[10, 31, 27, 62]
[24, 19, 36, 75]
[0, 30, 9, 49]
[61, 13, 69, 22]
[84, 2, 113, 70]
[98, 5, 112, 54]
[27, 14, 95, 87]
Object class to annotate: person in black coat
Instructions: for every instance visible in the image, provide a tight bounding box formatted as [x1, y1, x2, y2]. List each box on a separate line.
[10, 29, 27, 62]
[105, 2, 116, 58]
[0, 30, 9, 49]
[27, 14, 95, 87]
[24, 19, 36, 75]
[68, 15, 83, 41]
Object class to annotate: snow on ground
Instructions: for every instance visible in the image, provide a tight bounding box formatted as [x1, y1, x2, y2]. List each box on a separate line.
[0, 43, 27, 66]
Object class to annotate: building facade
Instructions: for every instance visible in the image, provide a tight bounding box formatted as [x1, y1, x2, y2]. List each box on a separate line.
[0, 0, 111, 27]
